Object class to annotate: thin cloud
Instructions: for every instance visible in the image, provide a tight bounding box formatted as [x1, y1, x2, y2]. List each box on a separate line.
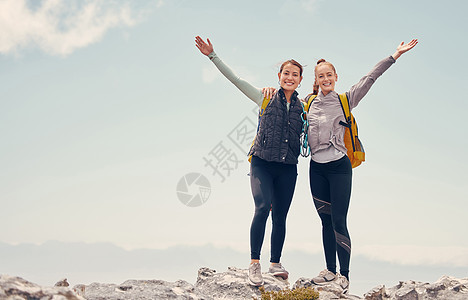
[356, 245, 468, 268]
[279, 0, 320, 15]
[300, 0, 320, 12]
[202, 65, 221, 84]
[201, 64, 259, 86]
[156, 0, 165, 9]
[0, 0, 145, 56]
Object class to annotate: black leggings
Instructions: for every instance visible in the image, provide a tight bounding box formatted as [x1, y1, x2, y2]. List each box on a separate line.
[309, 155, 352, 278]
[250, 156, 297, 263]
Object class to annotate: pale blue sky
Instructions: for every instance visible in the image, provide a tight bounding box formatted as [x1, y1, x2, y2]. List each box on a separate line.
[1, 0, 467, 279]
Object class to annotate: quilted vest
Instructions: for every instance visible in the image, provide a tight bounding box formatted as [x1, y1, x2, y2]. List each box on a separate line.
[248, 89, 304, 164]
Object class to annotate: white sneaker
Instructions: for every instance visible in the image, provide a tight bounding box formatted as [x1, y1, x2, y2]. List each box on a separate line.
[335, 274, 349, 294]
[312, 269, 336, 284]
[268, 263, 289, 280]
[248, 262, 264, 286]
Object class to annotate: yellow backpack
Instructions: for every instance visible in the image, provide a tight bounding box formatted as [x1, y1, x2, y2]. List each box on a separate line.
[248, 97, 271, 163]
[304, 93, 365, 168]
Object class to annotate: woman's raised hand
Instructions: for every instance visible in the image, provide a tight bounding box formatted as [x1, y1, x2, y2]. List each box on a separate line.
[195, 36, 214, 56]
[392, 39, 418, 60]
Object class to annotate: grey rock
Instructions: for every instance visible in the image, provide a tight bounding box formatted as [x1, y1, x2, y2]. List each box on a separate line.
[365, 275, 468, 300]
[0, 274, 84, 300]
[55, 278, 70, 287]
[394, 285, 418, 300]
[293, 275, 468, 300]
[195, 266, 289, 299]
[72, 266, 289, 300]
[363, 285, 387, 300]
[74, 279, 201, 300]
[2, 269, 467, 300]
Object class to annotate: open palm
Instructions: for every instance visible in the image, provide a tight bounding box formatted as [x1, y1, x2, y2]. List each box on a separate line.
[397, 39, 418, 54]
[195, 36, 213, 56]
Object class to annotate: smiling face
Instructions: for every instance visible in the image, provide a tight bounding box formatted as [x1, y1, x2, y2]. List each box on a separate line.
[315, 63, 338, 96]
[278, 63, 303, 92]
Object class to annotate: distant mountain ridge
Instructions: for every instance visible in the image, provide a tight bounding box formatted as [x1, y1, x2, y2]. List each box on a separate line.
[0, 240, 466, 296]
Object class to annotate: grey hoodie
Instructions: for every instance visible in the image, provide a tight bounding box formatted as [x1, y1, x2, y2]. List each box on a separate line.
[307, 56, 396, 163]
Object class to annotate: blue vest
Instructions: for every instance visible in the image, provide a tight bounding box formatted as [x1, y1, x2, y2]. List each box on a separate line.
[248, 89, 304, 164]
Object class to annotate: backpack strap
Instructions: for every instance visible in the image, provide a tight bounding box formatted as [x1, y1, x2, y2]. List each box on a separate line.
[248, 96, 271, 162]
[304, 94, 317, 112]
[256, 96, 271, 131]
[338, 93, 351, 123]
[259, 96, 271, 117]
[338, 93, 356, 151]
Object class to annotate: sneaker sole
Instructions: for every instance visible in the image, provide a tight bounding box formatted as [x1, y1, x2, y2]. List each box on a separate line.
[270, 272, 289, 280]
[248, 277, 264, 287]
[312, 279, 335, 285]
[340, 285, 349, 294]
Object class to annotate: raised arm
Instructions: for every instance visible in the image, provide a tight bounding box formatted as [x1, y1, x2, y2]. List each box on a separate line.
[347, 38, 418, 108]
[195, 36, 214, 56]
[392, 39, 418, 60]
[195, 36, 264, 106]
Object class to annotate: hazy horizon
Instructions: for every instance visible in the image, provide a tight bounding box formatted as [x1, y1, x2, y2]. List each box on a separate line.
[1, 240, 466, 296]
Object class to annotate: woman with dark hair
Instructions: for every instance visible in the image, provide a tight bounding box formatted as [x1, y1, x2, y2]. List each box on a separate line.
[195, 36, 306, 286]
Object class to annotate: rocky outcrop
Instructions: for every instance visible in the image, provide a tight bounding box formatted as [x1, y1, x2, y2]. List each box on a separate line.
[294, 275, 468, 300]
[72, 279, 200, 300]
[71, 267, 289, 300]
[0, 274, 84, 300]
[195, 266, 289, 299]
[363, 275, 468, 300]
[293, 277, 360, 299]
[1, 268, 467, 300]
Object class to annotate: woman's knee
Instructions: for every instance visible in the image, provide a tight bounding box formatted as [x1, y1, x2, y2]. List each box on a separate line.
[319, 213, 333, 227]
[332, 218, 348, 235]
[254, 203, 270, 219]
[271, 213, 287, 226]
